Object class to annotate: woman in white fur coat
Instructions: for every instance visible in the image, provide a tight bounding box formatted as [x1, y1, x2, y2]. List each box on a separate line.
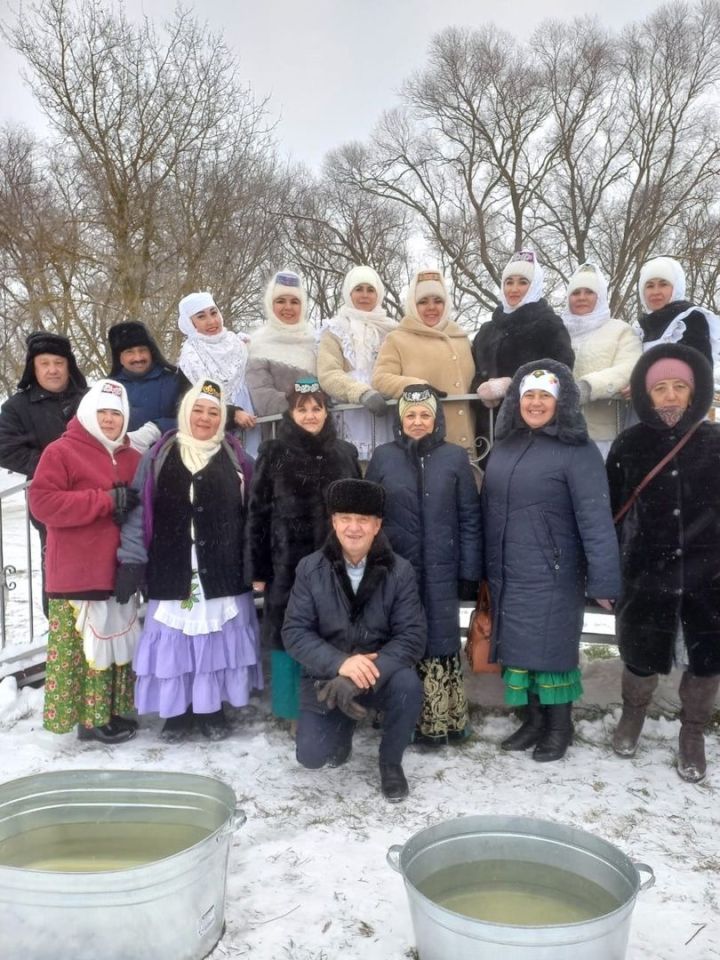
[562, 263, 641, 459]
[318, 265, 396, 461]
[246, 271, 318, 420]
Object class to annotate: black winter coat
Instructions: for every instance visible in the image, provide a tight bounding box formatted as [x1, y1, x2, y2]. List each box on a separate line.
[607, 344, 720, 676]
[366, 406, 482, 657]
[482, 359, 621, 672]
[282, 531, 426, 706]
[638, 301, 713, 367]
[246, 412, 360, 650]
[0, 384, 85, 479]
[471, 299, 575, 390]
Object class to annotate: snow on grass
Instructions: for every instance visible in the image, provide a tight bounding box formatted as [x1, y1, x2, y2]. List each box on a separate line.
[0, 680, 718, 959]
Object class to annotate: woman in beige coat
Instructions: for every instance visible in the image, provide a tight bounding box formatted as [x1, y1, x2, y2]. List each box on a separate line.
[372, 271, 475, 456]
[561, 263, 641, 458]
[318, 265, 396, 461]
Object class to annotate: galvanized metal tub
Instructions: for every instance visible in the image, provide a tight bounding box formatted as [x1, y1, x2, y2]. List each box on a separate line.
[387, 814, 654, 960]
[0, 769, 245, 960]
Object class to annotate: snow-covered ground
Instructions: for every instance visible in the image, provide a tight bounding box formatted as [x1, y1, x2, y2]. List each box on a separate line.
[0, 665, 718, 960]
[1, 470, 718, 959]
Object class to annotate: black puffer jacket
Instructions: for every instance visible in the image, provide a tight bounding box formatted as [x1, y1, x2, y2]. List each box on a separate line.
[607, 343, 720, 676]
[282, 531, 426, 702]
[482, 359, 620, 672]
[246, 412, 360, 649]
[366, 404, 481, 657]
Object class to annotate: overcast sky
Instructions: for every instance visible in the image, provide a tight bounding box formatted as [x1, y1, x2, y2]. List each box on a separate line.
[1, 0, 663, 169]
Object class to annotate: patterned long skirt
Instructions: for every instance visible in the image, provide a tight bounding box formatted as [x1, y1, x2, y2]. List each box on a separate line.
[43, 599, 134, 734]
[416, 653, 470, 743]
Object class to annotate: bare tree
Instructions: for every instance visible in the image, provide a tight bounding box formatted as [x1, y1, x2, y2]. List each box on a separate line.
[4, 0, 283, 374]
[282, 146, 413, 323]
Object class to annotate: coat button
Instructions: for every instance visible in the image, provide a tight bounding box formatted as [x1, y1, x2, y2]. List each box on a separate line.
[451, 355, 457, 360]
[673, 509, 680, 516]
[458, 409, 464, 415]
[454, 381, 460, 387]
[675, 548, 682, 556]
[671, 470, 678, 476]
[196, 506, 204, 513]
[198, 540, 206, 546]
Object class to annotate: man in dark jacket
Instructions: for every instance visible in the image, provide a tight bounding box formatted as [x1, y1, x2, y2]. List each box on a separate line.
[0, 331, 88, 614]
[282, 479, 426, 802]
[107, 321, 188, 443]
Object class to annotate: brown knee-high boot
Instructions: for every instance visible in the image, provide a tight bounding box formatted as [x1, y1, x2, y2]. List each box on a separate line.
[612, 668, 659, 757]
[677, 672, 720, 783]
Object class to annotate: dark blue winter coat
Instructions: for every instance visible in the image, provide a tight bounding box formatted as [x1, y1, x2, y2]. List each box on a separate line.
[113, 364, 187, 433]
[481, 359, 621, 672]
[282, 531, 426, 697]
[366, 405, 482, 657]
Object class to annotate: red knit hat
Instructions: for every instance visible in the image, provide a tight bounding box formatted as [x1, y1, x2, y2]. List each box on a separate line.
[645, 358, 694, 393]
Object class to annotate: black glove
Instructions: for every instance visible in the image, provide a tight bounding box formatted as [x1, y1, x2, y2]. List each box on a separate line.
[108, 484, 140, 525]
[458, 580, 479, 602]
[316, 677, 368, 720]
[114, 563, 146, 604]
[359, 389, 389, 417]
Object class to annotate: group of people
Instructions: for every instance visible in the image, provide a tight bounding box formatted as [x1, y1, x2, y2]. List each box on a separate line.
[0, 250, 718, 802]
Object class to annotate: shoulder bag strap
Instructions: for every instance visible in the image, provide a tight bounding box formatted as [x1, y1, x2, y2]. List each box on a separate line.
[613, 420, 703, 525]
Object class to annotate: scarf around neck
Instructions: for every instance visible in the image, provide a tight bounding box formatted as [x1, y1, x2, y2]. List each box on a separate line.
[323, 304, 396, 376]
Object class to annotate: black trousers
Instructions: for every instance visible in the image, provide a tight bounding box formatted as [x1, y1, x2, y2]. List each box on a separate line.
[296, 667, 423, 768]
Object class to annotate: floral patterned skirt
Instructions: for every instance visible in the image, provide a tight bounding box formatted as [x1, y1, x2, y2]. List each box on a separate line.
[416, 654, 470, 743]
[44, 599, 134, 734]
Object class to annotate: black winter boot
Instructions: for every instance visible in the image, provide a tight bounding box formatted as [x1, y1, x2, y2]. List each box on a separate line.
[160, 707, 194, 743]
[501, 694, 544, 751]
[677, 672, 720, 783]
[196, 709, 230, 741]
[380, 763, 409, 802]
[532, 704, 573, 762]
[612, 668, 659, 757]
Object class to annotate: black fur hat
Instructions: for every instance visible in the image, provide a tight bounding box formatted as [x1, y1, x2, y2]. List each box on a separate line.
[18, 331, 87, 391]
[630, 342, 714, 431]
[327, 479, 385, 518]
[107, 321, 175, 376]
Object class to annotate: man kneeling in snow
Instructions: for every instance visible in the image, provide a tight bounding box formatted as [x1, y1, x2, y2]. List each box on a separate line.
[282, 479, 425, 802]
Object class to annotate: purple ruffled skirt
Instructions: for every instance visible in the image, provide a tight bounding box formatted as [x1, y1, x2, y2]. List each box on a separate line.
[133, 593, 263, 718]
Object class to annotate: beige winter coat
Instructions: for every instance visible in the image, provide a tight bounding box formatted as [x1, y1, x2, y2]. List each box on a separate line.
[573, 318, 641, 441]
[317, 332, 372, 404]
[372, 315, 476, 455]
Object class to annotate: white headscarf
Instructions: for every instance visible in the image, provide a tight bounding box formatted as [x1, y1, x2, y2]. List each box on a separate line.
[404, 269, 451, 330]
[76, 379, 130, 454]
[500, 250, 544, 315]
[638, 257, 686, 311]
[248, 271, 317, 372]
[176, 379, 227, 476]
[561, 263, 612, 340]
[323, 265, 396, 375]
[177, 292, 250, 406]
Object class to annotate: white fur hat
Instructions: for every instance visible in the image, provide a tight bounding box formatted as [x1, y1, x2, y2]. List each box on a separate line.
[263, 270, 308, 326]
[567, 263, 606, 298]
[502, 250, 538, 284]
[342, 265, 385, 307]
[638, 257, 686, 310]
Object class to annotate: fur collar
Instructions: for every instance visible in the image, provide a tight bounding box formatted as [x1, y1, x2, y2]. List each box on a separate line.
[276, 409, 339, 452]
[495, 358, 588, 445]
[630, 342, 714, 433]
[322, 530, 395, 621]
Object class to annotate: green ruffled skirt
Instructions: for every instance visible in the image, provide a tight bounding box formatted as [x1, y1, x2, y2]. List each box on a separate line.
[503, 666, 583, 706]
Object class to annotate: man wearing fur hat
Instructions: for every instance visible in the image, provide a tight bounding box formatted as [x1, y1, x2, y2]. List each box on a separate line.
[0, 331, 88, 613]
[107, 320, 187, 448]
[282, 478, 426, 801]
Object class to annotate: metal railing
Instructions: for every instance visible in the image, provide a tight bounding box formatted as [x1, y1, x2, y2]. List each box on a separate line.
[0, 477, 41, 657]
[1, 394, 636, 661]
